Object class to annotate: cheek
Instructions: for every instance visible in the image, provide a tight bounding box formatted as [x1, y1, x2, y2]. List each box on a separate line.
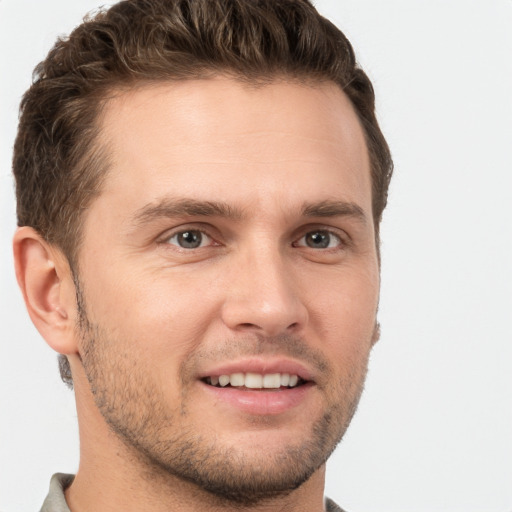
[307, 264, 379, 363]
[309, 260, 379, 323]
[81, 266, 224, 371]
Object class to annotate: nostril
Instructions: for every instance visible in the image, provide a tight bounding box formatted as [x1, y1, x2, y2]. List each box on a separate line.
[238, 323, 257, 329]
[235, 322, 298, 333]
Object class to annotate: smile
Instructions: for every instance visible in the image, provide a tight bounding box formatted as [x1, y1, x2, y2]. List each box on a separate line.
[204, 372, 305, 389]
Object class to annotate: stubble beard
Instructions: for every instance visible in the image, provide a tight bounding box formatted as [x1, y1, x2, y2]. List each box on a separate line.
[76, 290, 369, 505]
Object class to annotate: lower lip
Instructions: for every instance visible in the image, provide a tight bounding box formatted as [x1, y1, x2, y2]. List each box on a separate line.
[200, 382, 314, 415]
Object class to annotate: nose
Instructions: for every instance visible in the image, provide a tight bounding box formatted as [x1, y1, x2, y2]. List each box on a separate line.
[220, 246, 309, 337]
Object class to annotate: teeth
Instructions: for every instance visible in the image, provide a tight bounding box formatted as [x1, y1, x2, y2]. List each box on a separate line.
[245, 373, 263, 388]
[218, 375, 230, 387]
[230, 372, 244, 386]
[208, 372, 303, 389]
[263, 373, 281, 388]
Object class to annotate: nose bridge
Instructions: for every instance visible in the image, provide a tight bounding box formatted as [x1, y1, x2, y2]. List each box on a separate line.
[221, 238, 307, 336]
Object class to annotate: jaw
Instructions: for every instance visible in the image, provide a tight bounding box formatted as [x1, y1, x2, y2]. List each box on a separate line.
[69, 345, 365, 511]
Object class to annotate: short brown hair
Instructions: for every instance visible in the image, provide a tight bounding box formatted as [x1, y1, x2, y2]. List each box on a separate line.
[13, 0, 393, 385]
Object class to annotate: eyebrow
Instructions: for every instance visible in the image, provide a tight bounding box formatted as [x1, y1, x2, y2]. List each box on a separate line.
[301, 200, 368, 224]
[131, 197, 368, 227]
[132, 198, 246, 226]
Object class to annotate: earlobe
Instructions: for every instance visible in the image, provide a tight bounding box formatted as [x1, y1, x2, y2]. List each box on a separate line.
[13, 226, 78, 355]
[371, 321, 381, 346]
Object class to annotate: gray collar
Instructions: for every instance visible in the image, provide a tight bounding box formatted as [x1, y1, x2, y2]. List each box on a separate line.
[40, 473, 74, 512]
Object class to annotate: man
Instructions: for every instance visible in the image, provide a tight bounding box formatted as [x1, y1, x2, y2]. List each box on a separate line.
[12, 0, 392, 510]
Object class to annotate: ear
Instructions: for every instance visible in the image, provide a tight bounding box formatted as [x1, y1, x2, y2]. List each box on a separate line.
[13, 226, 79, 356]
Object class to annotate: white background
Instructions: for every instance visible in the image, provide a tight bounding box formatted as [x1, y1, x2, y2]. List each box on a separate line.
[1, 1, 511, 511]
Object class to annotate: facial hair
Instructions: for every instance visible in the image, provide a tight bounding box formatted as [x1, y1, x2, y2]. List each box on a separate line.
[76, 284, 370, 505]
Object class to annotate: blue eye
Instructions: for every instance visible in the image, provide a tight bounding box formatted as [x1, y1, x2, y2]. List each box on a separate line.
[296, 230, 342, 249]
[167, 230, 211, 249]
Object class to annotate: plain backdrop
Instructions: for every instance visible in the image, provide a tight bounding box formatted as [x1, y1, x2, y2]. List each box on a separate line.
[1, 1, 511, 511]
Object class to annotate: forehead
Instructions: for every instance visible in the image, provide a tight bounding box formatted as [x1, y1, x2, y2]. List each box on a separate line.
[93, 77, 371, 219]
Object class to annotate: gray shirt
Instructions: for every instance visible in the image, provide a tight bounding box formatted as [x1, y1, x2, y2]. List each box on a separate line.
[40, 473, 347, 512]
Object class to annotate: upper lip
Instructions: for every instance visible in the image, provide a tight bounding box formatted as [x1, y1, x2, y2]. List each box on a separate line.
[197, 357, 315, 382]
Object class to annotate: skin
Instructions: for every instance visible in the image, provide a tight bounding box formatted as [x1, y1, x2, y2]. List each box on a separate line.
[14, 77, 380, 512]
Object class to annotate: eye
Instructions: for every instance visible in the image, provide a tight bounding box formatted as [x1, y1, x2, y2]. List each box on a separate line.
[295, 230, 343, 249]
[166, 230, 212, 249]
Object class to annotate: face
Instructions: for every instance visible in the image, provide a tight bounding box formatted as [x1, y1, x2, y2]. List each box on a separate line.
[75, 78, 379, 503]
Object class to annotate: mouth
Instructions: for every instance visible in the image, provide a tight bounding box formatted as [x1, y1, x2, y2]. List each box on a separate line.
[202, 372, 307, 390]
[198, 360, 315, 415]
